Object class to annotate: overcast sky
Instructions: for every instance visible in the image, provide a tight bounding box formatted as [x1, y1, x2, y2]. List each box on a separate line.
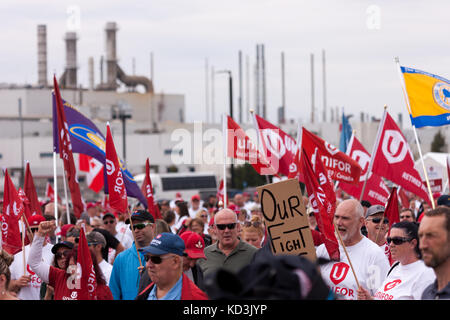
[1, 0, 449, 128]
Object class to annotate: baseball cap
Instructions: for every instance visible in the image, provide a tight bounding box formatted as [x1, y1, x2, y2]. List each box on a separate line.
[87, 202, 97, 209]
[139, 233, 185, 256]
[86, 231, 107, 248]
[57, 224, 75, 237]
[365, 204, 385, 219]
[28, 215, 46, 227]
[191, 194, 200, 201]
[437, 194, 450, 207]
[51, 241, 74, 254]
[180, 231, 206, 259]
[125, 210, 155, 224]
[102, 212, 116, 220]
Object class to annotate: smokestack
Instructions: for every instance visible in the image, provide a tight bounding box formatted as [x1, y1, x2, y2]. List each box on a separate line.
[261, 44, 267, 118]
[64, 31, 78, 88]
[280, 51, 286, 124]
[310, 53, 315, 123]
[37, 25, 47, 87]
[88, 57, 94, 90]
[322, 49, 327, 123]
[105, 22, 118, 88]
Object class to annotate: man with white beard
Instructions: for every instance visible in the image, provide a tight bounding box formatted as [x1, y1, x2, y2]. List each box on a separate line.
[316, 199, 390, 300]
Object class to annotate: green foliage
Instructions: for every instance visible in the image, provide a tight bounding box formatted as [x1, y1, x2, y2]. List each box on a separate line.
[431, 130, 446, 152]
[232, 163, 267, 190]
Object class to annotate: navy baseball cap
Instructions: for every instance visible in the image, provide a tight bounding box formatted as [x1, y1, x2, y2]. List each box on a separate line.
[139, 233, 185, 256]
[437, 194, 450, 207]
[125, 210, 155, 224]
[51, 241, 74, 254]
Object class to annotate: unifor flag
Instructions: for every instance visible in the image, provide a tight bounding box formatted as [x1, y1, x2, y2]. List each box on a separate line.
[300, 149, 339, 261]
[24, 162, 43, 216]
[287, 145, 305, 183]
[79, 154, 104, 193]
[105, 123, 128, 214]
[141, 158, 161, 220]
[53, 76, 85, 218]
[384, 187, 400, 232]
[339, 133, 390, 205]
[227, 115, 277, 175]
[301, 127, 362, 184]
[371, 111, 431, 205]
[75, 227, 97, 300]
[253, 114, 298, 176]
[18, 188, 32, 246]
[1, 169, 24, 255]
[51, 92, 147, 206]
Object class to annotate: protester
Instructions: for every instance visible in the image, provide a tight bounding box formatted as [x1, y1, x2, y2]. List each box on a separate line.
[419, 206, 450, 299]
[188, 194, 206, 218]
[316, 199, 390, 300]
[399, 208, 416, 222]
[241, 216, 265, 249]
[87, 231, 113, 285]
[155, 219, 171, 235]
[162, 210, 177, 233]
[307, 207, 318, 231]
[364, 204, 393, 265]
[197, 208, 259, 278]
[195, 209, 210, 234]
[187, 218, 212, 247]
[173, 201, 190, 233]
[28, 220, 113, 300]
[159, 200, 171, 216]
[109, 210, 156, 300]
[207, 217, 218, 245]
[357, 221, 435, 300]
[57, 224, 75, 242]
[180, 231, 206, 290]
[237, 209, 249, 226]
[436, 194, 450, 207]
[135, 233, 208, 300]
[9, 214, 54, 300]
[101, 212, 133, 264]
[0, 250, 19, 300]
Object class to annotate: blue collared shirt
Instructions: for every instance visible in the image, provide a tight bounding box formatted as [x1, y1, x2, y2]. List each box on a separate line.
[147, 275, 183, 300]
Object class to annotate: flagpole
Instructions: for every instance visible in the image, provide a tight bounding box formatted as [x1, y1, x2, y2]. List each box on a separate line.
[395, 57, 435, 209]
[222, 113, 228, 208]
[250, 109, 270, 184]
[21, 216, 26, 275]
[52, 152, 59, 241]
[360, 106, 388, 201]
[61, 166, 72, 228]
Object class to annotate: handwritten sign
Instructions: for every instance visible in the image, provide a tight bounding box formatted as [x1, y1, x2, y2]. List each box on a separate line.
[257, 178, 316, 261]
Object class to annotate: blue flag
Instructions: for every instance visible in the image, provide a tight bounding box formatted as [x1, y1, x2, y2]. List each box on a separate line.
[339, 112, 352, 153]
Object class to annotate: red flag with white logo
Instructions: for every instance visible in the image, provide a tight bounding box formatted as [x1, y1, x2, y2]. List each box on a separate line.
[76, 227, 97, 300]
[300, 149, 340, 261]
[53, 76, 85, 218]
[17, 188, 33, 245]
[227, 115, 277, 175]
[287, 146, 305, 182]
[105, 123, 128, 213]
[253, 114, 298, 176]
[24, 162, 42, 216]
[384, 187, 400, 231]
[371, 112, 431, 205]
[45, 181, 61, 202]
[79, 153, 104, 193]
[302, 128, 362, 184]
[340, 134, 390, 205]
[1, 169, 24, 255]
[141, 158, 161, 220]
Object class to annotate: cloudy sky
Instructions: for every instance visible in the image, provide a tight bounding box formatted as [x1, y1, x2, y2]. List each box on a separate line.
[1, 0, 449, 127]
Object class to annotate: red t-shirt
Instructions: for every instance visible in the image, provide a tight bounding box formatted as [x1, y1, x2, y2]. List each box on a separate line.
[49, 266, 113, 300]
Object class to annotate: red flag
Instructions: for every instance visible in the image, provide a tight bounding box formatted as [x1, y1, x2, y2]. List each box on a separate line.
[227, 115, 277, 175]
[384, 187, 400, 232]
[141, 158, 161, 220]
[79, 154, 104, 193]
[397, 187, 410, 209]
[340, 134, 390, 205]
[45, 181, 61, 202]
[371, 112, 431, 205]
[253, 114, 298, 176]
[216, 179, 229, 207]
[24, 162, 42, 216]
[287, 146, 305, 182]
[53, 76, 85, 218]
[76, 227, 97, 300]
[1, 169, 24, 255]
[105, 123, 128, 213]
[302, 127, 362, 184]
[17, 188, 32, 245]
[300, 149, 340, 261]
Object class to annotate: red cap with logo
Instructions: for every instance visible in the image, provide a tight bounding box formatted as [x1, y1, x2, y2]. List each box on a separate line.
[180, 231, 206, 259]
[28, 214, 46, 227]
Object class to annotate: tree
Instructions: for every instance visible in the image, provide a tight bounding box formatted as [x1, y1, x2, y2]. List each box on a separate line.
[232, 163, 267, 190]
[431, 130, 446, 152]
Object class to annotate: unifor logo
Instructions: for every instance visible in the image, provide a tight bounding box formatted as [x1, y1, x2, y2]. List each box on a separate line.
[351, 150, 372, 181]
[381, 130, 407, 164]
[329, 262, 350, 285]
[324, 142, 339, 156]
[433, 82, 450, 111]
[106, 159, 115, 176]
[261, 130, 286, 159]
[384, 279, 401, 291]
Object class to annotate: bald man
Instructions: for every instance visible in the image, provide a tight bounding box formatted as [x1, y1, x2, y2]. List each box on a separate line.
[197, 208, 258, 277]
[316, 199, 390, 300]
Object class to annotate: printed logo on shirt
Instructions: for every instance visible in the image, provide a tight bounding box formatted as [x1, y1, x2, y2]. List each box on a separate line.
[329, 262, 350, 285]
[384, 279, 401, 291]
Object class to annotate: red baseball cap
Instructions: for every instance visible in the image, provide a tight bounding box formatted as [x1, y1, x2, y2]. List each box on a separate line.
[191, 194, 200, 201]
[28, 214, 46, 227]
[57, 224, 75, 237]
[180, 231, 206, 259]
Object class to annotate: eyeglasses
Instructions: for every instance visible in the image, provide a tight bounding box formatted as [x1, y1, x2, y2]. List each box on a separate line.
[130, 222, 152, 231]
[215, 223, 237, 231]
[368, 217, 389, 224]
[144, 255, 174, 264]
[103, 220, 115, 225]
[243, 221, 262, 228]
[55, 250, 71, 259]
[386, 237, 411, 245]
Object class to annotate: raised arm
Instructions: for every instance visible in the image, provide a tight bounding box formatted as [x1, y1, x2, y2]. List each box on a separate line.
[28, 220, 56, 284]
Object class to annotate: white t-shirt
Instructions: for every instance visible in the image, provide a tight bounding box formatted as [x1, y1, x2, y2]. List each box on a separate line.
[373, 260, 435, 300]
[189, 206, 207, 219]
[10, 243, 54, 300]
[316, 236, 390, 300]
[98, 259, 113, 285]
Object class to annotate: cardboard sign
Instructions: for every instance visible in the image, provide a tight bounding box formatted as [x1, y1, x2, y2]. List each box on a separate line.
[257, 178, 317, 261]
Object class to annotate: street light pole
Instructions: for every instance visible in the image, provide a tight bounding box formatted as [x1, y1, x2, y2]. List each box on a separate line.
[19, 98, 25, 187]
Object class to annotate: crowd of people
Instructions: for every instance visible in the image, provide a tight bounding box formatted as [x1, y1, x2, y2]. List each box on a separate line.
[0, 189, 449, 301]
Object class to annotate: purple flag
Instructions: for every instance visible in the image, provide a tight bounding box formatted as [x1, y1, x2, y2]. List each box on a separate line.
[52, 93, 147, 206]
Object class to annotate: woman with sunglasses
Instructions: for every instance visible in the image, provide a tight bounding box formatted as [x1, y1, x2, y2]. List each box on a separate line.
[357, 221, 435, 300]
[241, 216, 265, 249]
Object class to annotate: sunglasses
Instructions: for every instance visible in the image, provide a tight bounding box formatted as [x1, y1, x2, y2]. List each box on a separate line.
[369, 217, 389, 224]
[55, 250, 71, 259]
[387, 237, 411, 245]
[216, 223, 237, 231]
[103, 220, 116, 225]
[130, 222, 152, 231]
[144, 255, 174, 264]
[243, 221, 262, 228]
[200, 215, 208, 218]
[30, 228, 39, 233]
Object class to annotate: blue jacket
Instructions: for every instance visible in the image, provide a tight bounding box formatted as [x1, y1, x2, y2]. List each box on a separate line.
[109, 242, 146, 300]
